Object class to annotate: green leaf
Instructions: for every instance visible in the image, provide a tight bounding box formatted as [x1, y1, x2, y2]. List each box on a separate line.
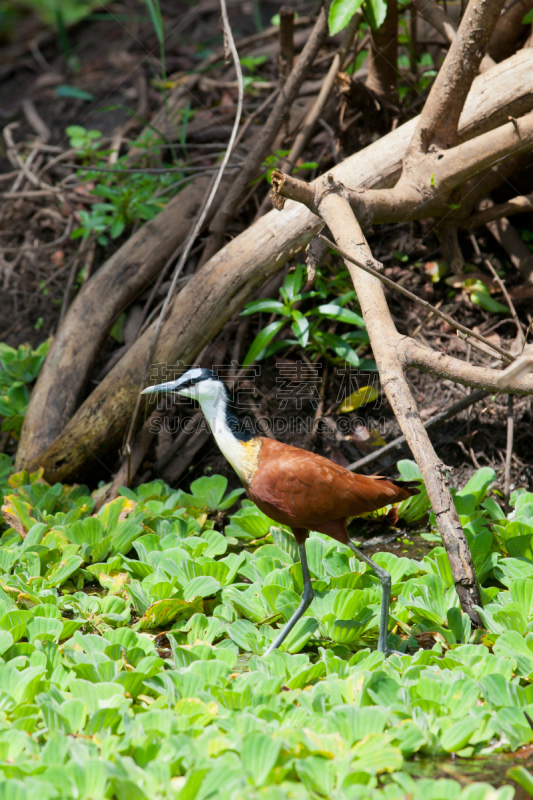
[56, 85, 95, 101]
[316, 303, 365, 326]
[283, 264, 305, 302]
[242, 320, 286, 366]
[314, 332, 360, 366]
[183, 576, 221, 602]
[364, 0, 388, 30]
[227, 619, 264, 654]
[440, 718, 479, 751]
[506, 534, 533, 560]
[457, 467, 497, 505]
[291, 310, 310, 347]
[0, 610, 28, 642]
[27, 616, 63, 644]
[144, 0, 164, 43]
[241, 732, 282, 785]
[328, 0, 364, 35]
[45, 555, 83, 587]
[337, 386, 378, 412]
[470, 284, 509, 314]
[296, 756, 337, 795]
[241, 300, 286, 315]
[282, 617, 319, 652]
[507, 766, 533, 794]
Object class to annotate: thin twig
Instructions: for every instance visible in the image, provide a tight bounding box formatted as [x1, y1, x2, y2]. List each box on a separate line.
[317, 234, 514, 363]
[462, 193, 533, 229]
[3, 124, 63, 198]
[122, 0, 245, 464]
[21, 99, 51, 143]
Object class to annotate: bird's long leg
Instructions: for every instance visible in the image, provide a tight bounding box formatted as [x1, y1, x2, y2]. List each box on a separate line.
[347, 541, 392, 655]
[263, 541, 314, 656]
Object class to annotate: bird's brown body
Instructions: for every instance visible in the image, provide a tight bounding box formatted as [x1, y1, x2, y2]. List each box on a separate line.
[244, 437, 415, 544]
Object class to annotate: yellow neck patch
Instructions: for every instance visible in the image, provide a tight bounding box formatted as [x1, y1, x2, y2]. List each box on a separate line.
[226, 437, 262, 486]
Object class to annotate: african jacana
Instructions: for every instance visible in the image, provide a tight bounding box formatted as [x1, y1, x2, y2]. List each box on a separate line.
[142, 369, 419, 655]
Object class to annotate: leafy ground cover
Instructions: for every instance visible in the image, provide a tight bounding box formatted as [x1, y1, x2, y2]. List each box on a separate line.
[0, 464, 532, 799]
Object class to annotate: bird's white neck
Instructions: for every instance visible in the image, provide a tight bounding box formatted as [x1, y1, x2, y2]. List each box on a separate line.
[197, 383, 260, 484]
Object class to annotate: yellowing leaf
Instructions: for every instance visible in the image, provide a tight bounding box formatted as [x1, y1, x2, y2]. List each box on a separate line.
[98, 571, 130, 593]
[118, 499, 137, 523]
[140, 597, 203, 629]
[337, 386, 378, 412]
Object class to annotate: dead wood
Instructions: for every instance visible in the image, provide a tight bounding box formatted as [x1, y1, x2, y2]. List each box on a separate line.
[411, 0, 496, 71]
[15, 171, 225, 471]
[496, 345, 533, 388]
[16, 95, 315, 472]
[271, 110, 533, 229]
[412, 0, 457, 46]
[19, 217, 317, 482]
[158, 421, 212, 484]
[278, 7, 295, 87]
[365, 0, 399, 106]
[488, 0, 533, 62]
[481, 197, 533, 282]
[408, 0, 506, 153]
[17, 49, 533, 480]
[296, 177, 482, 622]
[199, 6, 329, 264]
[463, 192, 533, 228]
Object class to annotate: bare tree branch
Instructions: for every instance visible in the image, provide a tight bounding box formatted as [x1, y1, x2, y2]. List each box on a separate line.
[412, 0, 457, 45]
[300, 175, 482, 623]
[271, 111, 533, 229]
[411, 0, 496, 71]
[489, 0, 533, 62]
[408, 0, 506, 153]
[463, 192, 533, 228]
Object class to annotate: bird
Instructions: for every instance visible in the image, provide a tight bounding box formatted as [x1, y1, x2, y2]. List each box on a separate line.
[142, 368, 419, 656]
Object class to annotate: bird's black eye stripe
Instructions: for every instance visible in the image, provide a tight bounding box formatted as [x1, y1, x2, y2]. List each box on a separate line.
[180, 372, 218, 389]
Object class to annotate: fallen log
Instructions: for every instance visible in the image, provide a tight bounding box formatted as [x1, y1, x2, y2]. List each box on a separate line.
[18, 49, 533, 481]
[15, 171, 227, 469]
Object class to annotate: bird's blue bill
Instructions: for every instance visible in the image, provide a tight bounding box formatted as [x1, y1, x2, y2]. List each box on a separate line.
[141, 380, 181, 395]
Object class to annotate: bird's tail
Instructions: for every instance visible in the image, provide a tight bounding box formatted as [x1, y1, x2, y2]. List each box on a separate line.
[390, 479, 421, 496]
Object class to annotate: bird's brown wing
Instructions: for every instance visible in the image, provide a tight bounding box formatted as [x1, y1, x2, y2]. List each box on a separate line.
[247, 438, 414, 531]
